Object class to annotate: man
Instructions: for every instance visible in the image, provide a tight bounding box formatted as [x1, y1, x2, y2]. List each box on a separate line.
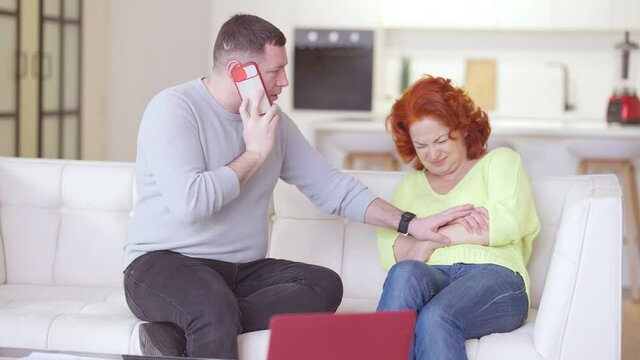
[124, 14, 472, 360]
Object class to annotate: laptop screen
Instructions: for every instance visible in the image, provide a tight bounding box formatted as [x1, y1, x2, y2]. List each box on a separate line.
[267, 311, 416, 360]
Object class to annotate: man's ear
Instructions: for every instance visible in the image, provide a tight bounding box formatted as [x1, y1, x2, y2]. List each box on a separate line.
[226, 60, 241, 79]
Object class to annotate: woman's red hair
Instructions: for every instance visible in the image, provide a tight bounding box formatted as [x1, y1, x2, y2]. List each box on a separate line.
[386, 75, 491, 170]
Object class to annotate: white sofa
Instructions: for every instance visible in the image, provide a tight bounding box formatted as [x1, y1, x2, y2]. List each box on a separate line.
[0, 157, 622, 359]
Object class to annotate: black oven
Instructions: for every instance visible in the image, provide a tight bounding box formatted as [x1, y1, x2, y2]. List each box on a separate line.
[293, 29, 374, 111]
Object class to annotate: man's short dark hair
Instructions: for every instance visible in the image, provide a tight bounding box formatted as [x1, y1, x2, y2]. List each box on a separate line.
[213, 14, 286, 68]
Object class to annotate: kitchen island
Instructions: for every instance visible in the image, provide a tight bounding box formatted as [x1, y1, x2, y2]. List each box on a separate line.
[310, 118, 640, 176]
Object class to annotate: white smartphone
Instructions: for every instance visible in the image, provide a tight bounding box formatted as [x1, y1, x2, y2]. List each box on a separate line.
[232, 62, 272, 115]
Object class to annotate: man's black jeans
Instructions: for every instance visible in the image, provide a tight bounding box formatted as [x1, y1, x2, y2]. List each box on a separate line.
[124, 250, 343, 359]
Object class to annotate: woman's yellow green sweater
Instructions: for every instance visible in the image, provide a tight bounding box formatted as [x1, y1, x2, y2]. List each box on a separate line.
[377, 148, 540, 298]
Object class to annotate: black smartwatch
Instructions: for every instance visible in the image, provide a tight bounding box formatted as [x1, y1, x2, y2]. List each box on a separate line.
[397, 211, 416, 236]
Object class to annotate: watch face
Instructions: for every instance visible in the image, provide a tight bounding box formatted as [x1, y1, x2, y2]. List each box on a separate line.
[403, 212, 415, 220]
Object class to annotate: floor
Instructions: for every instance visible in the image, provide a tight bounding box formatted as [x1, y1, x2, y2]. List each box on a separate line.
[622, 290, 640, 360]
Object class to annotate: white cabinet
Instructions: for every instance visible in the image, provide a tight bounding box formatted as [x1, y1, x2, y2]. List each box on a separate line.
[382, 0, 630, 31]
[214, 0, 637, 32]
[550, 0, 611, 30]
[494, 0, 552, 29]
[295, 0, 381, 28]
[611, 0, 640, 30]
[383, 0, 556, 30]
[382, 0, 500, 29]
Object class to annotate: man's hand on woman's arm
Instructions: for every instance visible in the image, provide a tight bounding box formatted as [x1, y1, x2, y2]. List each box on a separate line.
[392, 206, 490, 263]
[406, 204, 475, 244]
[364, 199, 474, 244]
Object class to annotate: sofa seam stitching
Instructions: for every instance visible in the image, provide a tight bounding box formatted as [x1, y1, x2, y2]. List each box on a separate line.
[556, 193, 592, 359]
[52, 164, 66, 285]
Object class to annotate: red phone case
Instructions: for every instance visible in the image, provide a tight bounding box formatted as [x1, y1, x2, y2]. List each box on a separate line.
[232, 62, 272, 115]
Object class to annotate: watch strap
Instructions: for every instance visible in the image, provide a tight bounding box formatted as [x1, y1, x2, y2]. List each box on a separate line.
[397, 211, 416, 235]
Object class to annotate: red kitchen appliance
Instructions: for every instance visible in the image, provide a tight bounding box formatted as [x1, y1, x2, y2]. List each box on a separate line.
[607, 32, 640, 124]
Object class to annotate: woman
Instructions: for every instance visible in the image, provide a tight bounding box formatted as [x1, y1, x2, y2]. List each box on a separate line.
[377, 76, 540, 360]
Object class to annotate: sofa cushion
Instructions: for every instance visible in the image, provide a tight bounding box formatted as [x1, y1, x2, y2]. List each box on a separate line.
[0, 284, 141, 354]
[0, 207, 60, 285]
[238, 331, 270, 360]
[342, 222, 387, 302]
[270, 218, 344, 275]
[475, 311, 540, 360]
[47, 313, 140, 355]
[0, 159, 134, 287]
[53, 209, 129, 287]
[337, 298, 379, 313]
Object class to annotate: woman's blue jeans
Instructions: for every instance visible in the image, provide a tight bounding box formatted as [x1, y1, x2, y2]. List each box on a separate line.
[377, 261, 528, 360]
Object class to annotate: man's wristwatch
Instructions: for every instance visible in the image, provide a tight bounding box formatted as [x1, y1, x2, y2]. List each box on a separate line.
[397, 211, 416, 236]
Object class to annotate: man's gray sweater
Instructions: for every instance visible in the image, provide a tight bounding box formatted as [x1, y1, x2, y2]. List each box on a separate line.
[124, 78, 376, 268]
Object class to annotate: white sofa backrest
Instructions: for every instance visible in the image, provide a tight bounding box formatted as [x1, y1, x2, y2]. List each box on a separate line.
[0, 157, 621, 360]
[269, 171, 621, 312]
[0, 215, 4, 284]
[269, 172, 401, 307]
[0, 157, 135, 287]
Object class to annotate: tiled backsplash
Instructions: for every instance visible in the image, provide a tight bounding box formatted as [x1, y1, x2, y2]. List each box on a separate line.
[381, 30, 640, 122]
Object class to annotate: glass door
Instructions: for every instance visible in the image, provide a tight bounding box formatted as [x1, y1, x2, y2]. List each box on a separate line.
[40, 0, 82, 159]
[0, 0, 19, 156]
[19, 0, 39, 157]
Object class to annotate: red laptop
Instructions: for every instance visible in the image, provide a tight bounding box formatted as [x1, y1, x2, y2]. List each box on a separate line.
[267, 311, 416, 360]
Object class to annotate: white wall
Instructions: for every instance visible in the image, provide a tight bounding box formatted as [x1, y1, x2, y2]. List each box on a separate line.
[82, 1, 108, 161]
[83, 0, 213, 161]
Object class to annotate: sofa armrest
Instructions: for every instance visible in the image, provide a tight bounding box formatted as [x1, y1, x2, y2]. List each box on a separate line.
[533, 175, 621, 359]
[0, 229, 5, 284]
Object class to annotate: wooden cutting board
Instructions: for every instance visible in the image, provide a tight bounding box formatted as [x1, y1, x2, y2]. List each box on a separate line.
[465, 59, 497, 111]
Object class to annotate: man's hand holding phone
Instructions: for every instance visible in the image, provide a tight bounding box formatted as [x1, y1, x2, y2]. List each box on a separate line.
[239, 90, 280, 163]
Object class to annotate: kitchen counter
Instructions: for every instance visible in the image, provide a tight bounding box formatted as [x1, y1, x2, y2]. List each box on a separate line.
[492, 119, 640, 138]
[310, 117, 640, 179]
[310, 118, 640, 142]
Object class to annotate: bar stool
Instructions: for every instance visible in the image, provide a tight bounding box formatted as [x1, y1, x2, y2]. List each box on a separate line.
[343, 152, 400, 171]
[568, 139, 640, 301]
[327, 131, 400, 171]
[342, 137, 516, 171]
